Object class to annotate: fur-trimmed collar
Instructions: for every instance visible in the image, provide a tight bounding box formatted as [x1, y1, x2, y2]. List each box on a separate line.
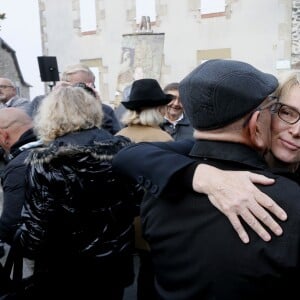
[26, 137, 132, 165]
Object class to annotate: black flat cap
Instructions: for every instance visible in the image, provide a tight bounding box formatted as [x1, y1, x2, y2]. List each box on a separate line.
[179, 59, 278, 130]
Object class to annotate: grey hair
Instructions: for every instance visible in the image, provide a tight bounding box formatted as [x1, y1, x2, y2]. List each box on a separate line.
[61, 63, 95, 81]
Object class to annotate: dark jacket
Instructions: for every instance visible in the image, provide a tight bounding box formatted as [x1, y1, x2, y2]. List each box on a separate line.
[102, 103, 121, 134]
[19, 128, 140, 298]
[0, 128, 39, 244]
[0, 96, 32, 116]
[112, 139, 195, 198]
[141, 140, 300, 299]
[160, 114, 194, 140]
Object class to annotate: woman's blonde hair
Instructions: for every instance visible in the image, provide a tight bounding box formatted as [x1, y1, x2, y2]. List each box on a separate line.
[274, 71, 300, 101]
[121, 106, 165, 127]
[34, 86, 103, 143]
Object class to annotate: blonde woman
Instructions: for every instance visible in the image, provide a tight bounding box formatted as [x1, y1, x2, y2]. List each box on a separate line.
[116, 78, 173, 300]
[116, 78, 173, 142]
[18, 86, 140, 299]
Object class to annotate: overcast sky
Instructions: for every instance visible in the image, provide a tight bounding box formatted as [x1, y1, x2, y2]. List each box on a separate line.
[0, 0, 157, 99]
[1, 0, 44, 99]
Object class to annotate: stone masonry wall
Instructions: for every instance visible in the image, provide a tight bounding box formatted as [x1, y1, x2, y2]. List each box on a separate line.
[0, 45, 30, 98]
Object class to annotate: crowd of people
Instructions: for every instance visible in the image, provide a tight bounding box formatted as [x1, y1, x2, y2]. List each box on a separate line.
[0, 58, 300, 299]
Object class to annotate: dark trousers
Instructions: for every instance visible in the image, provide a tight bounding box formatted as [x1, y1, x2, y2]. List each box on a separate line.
[137, 250, 158, 300]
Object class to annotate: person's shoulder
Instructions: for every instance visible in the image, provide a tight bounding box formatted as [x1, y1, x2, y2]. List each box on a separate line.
[268, 168, 300, 185]
[31, 95, 45, 102]
[262, 171, 300, 205]
[115, 127, 128, 136]
[29, 94, 46, 117]
[150, 127, 173, 141]
[12, 96, 30, 104]
[102, 103, 114, 113]
[3, 151, 30, 177]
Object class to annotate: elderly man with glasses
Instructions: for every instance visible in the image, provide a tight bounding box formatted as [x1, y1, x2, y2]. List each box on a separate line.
[0, 78, 31, 115]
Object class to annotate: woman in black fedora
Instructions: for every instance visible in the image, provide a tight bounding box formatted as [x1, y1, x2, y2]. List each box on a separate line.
[115, 78, 174, 300]
[116, 78, 174, 142]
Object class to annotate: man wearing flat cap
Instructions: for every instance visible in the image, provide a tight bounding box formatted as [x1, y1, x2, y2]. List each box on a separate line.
[113, 59, 300, 299]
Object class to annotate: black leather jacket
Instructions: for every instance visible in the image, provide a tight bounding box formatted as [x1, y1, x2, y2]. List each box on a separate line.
[19, 128, 140, 286]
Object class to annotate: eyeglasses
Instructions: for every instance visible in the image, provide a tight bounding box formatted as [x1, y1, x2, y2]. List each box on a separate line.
[0, 85, 14, 89]
[242, 97, 278, 127]
[270, 102, 300, 125]
[72, 82, 97, 98]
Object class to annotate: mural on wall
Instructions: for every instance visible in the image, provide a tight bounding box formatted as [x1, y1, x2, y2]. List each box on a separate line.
[116, 47, 135, 93]
[115, 33, 165, 105]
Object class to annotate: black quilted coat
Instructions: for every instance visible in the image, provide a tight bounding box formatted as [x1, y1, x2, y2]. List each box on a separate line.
[19, 128, 140, 298]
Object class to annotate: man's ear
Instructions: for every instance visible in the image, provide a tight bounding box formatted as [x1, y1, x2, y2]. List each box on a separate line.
[247, 111, 266, 150]
[0, 129, 9, 146]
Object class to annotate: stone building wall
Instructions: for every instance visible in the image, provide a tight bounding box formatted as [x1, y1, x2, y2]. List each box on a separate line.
[0, 38, 30, 98]
[38, 0, 293, 106]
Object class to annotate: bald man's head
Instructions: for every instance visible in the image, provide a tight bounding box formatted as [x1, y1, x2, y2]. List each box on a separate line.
[0, 108, 32, 128]
[0, 108, 33, 152]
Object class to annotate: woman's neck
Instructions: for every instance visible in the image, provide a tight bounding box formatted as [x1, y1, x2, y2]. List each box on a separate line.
[264, 152, 299, 173]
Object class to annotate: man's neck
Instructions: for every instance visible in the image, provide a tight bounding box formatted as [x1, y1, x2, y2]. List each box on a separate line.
[1, 95, 16, 105]
[193, 125, 263, 150]
[165, 113, 183, 124]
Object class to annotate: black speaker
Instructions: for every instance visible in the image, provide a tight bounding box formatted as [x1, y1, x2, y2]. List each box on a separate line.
[37, 56, 60, 82]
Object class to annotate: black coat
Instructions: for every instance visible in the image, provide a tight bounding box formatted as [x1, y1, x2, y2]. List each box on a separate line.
[160, 114, 194, 141]
[102, 103, 121, 134]
[0, 128, 39, 244]
[140, 140, 300, 299]
[19, 128, 141, 298]
[112, 139, 196, 198]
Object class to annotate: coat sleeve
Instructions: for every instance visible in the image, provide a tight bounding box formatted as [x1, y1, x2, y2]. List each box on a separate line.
[0, 163, 27, 244]
[112, 139, 197, 198]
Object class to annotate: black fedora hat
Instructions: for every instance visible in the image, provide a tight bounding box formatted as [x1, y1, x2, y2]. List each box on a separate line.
[122, 79, 174, 110]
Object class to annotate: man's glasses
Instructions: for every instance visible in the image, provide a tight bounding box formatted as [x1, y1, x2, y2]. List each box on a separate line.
[270, 102, 300, 125]
[72, 82, 97, 98]
[0, 85, 13, 89]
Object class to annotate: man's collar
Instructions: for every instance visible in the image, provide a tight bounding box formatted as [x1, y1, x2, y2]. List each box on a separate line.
[190, 140, 268, 170]
[3, 95, 17, 106]
[164, 113, 184, 125]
